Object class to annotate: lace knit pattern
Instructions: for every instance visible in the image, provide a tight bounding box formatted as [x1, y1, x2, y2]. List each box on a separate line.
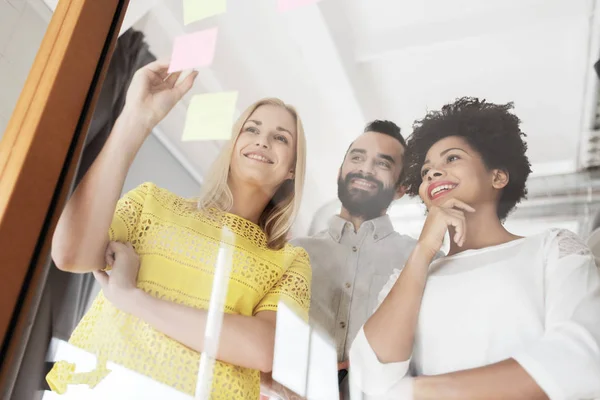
[552, 228, 592, 259]
[66, 183, 311, 399]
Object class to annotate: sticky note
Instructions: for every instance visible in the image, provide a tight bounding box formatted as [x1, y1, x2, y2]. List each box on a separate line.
[277, 0, 322, 12]
[168, 28, 218, 73]
[182, 92, 238, 142]
[183, 0, 227, 25]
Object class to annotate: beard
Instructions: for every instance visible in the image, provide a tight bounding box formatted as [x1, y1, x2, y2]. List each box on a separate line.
[337, 172, 397, 220]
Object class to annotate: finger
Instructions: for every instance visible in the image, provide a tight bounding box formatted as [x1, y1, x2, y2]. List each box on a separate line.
[104, 248, 115, 266]
[163, 71, 182, 87]
[108, 241, 129, 259]
[174, 70, 199, 98]
[144, 59, 170, 74]
[446, 216, 464, 246]
[445, 213, 462, 244]
[93, 270, 109, 287]
[446, 208, 466, 219]
[107, 241, 122, 255]
[442, 198, 475, 213]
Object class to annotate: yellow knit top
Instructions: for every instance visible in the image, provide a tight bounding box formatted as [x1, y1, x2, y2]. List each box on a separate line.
[46, 182, 312, 399]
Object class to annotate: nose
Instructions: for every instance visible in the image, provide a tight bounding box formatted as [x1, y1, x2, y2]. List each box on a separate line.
[254, 136, 269, 149]
[426, 168, 445, 181]
[359, 161, 376, 176]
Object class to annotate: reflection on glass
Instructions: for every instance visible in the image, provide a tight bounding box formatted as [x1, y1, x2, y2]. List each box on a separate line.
[45, 58, 311, 399]
[16, 1, 599, 400]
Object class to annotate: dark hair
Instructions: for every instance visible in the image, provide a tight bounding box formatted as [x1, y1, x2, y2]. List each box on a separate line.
[345, 120, 406, 185]
[364, 120, 406, 149]
[403, 97, 532, 220]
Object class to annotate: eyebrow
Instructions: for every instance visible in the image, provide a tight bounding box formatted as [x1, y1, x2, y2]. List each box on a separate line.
[246, 119, 293, 136]
[348, 149, 396, 164]
[377, 153, 396, 164]
[423, 147, 467, 165]
[349, 148, 366, 155]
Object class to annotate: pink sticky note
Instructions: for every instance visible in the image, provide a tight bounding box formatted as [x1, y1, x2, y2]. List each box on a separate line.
[277, 0, 322, 12]
[168, 28, 218, 73]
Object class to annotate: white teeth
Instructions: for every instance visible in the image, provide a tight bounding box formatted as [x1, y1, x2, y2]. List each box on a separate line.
[353, 179, 375, 189]
[246, 153, 271, 163]
[431, 184, 456, 196]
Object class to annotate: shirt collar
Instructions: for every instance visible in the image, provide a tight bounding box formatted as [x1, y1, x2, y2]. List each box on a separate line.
[328, 214, 395, 243]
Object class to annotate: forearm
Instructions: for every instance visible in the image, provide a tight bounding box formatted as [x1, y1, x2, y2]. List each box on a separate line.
[260, 373, 306, 400]
[52, 109, 150, 273]
[130, 289, 276, 372]
[413, 359, 548, 400]
[363, 245, 433, 363]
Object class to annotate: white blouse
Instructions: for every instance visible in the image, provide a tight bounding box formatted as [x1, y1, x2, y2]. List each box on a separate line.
[349, 229, 600, 400]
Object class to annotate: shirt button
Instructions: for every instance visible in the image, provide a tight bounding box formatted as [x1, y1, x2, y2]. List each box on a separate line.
[352, 246, 357, 252]
[345, 282, 351, 289]
[340, 321, 346, 328]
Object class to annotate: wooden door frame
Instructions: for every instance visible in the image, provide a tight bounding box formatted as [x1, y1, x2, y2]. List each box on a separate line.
[0, 0, 129, 396]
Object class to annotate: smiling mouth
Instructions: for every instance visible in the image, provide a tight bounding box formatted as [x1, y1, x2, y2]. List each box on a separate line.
[429, 184, 458, 200]
[244, 153, 274, 164]
[351, 178, 377, 190]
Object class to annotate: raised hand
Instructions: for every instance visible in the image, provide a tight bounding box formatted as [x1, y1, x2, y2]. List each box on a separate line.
[124, 60, 199, 133]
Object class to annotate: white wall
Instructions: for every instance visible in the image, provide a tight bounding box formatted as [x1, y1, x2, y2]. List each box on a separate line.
[0, 0, 201, 197]
[0, 0, 51, 138]
[123, 132, 202, 197]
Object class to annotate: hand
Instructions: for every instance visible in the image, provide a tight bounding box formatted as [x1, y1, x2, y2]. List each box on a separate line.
[93, 241, 141, 313]
[123, 60, 198, 132]
[338, 360, 349, 371]
[418, 198, 475, 256]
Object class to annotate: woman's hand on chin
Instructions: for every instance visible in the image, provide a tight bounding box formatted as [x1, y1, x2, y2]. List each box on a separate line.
[93, 241, 142, 314]
[418, 198, 475, 256]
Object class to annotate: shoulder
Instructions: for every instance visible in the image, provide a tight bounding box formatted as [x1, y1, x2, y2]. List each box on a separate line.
[283, 242, 311, 267]
[543, 228, 592, 259]
[394, 233, 419, 247]
[290, 230, 334, 254]
[123, 182, 184, 203]
[386, 233, 439, 258]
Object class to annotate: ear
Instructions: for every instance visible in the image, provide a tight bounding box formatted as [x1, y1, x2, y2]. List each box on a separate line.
[492, 169, 509, 190]
[394, 185, 407, 201]
[287, 169, 295, 180]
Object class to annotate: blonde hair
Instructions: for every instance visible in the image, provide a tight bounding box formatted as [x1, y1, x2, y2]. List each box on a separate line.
[195, 98, 307, 250]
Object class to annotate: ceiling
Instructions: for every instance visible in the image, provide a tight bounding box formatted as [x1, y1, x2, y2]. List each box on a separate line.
[45, 0, 600, 235]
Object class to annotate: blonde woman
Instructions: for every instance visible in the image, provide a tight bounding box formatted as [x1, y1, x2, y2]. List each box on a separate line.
[46, 60, 311, 399]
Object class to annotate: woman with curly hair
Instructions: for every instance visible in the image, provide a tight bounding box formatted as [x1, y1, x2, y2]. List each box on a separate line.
[349, 97, 600, 399]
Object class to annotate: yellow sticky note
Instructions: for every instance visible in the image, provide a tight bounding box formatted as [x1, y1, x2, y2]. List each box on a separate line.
[183, 0, 227, 25]
[182, 92, 238, 142]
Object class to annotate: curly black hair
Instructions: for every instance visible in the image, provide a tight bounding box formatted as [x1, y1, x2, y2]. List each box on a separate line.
[403, 97, 532, 220]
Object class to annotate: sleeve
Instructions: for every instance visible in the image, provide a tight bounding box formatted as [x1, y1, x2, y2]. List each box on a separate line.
[349, 326, 412, 396]
[254, 247, 312, 322]
[512, 229, 600, 400]
[108, 182, 151, 243]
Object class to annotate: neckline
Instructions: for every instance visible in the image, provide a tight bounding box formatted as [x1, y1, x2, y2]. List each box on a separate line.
[204, 208, 268, 248]
[434, 236, 528, 263]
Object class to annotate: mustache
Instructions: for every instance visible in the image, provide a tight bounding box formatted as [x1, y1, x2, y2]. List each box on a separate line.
[345, 173, 383, 189]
